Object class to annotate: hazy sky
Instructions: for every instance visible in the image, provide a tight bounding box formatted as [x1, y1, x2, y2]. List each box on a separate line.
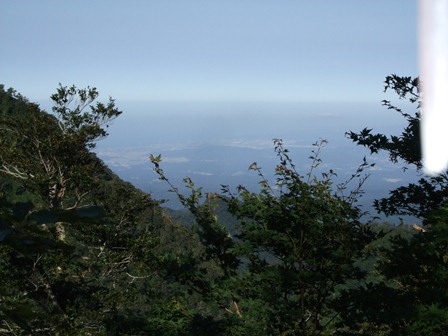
[1, 1, 417, 104]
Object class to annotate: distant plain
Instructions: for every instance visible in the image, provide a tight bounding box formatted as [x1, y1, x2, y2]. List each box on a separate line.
[92, 100, 420, 224]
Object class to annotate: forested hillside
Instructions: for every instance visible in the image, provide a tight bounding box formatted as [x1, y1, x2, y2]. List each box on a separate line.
[1, 77, 448, 335]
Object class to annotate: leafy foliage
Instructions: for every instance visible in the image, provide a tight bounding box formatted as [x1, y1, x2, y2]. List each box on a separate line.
[337, 210, 448, 335]
[0, 85, 162, 334]
[346, 74, 448, 219]
[339, 75, 448, 334]
[1, 84, 121, 209]
[151, 139, 377, 335]
[50, 84, 121, 147]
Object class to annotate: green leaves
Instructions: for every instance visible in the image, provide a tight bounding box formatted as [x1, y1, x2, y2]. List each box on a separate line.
[50, 84, 122, 146]
[346, 74, 448, 218]
[1, 84, 123, 210]
[384, 74, 420, 102]
[0, 85, 165, 334]
[336, 75, 448, 333]
[151, 138, 375, 334]
[225, 140, 372, 333]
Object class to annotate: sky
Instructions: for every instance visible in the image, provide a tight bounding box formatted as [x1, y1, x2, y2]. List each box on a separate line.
[1, 1, 418, 104]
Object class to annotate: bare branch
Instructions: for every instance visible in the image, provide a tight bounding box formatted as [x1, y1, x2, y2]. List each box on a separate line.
[0, 164, 33, 179]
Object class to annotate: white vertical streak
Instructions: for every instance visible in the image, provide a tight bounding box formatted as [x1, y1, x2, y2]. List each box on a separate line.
[420, 0, 448, 176]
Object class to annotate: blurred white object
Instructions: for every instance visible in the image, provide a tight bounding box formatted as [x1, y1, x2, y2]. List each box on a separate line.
[420, 0, 448, 176]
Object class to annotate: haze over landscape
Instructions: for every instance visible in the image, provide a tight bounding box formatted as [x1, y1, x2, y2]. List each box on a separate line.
[1, 1, 418, 217]
[92, 100, 418, 219]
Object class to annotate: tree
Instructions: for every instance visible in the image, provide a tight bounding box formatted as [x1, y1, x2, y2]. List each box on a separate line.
[346, 74, 448, 219]
[151, 139, 376, 335]
[337, 75, 448, 335]
[0, 84, 122, 209]
[336, 207, 448, 335]
[0, 85, 164, 334]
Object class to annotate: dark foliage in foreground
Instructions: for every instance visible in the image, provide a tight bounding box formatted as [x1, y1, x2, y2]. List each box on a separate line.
[1, 77, 448, 335]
